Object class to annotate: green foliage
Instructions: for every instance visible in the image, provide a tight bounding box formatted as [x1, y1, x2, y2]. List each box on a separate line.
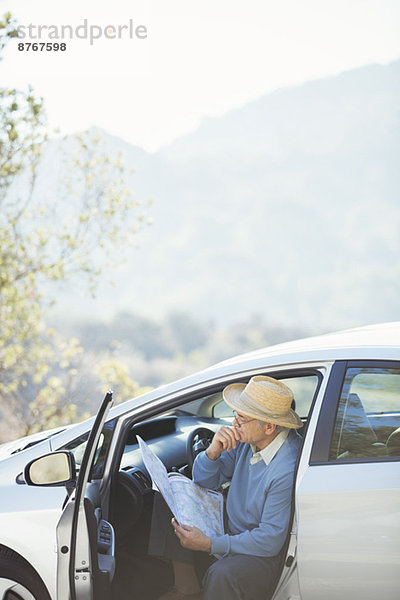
[0, 87, 46, 199]
[21, 335, 90, 436]
[0, 12, 19, 55]
[93, 356, 152, 404]
[0, 14, 151, 441]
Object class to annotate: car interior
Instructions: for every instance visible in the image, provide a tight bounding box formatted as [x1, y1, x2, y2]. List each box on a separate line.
[111, 410, 227, 599]
[102, 372, 320, 600]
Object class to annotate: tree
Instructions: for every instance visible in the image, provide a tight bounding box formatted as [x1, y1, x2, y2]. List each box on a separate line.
[0, 14, 151, 441]
[93, 356, 152, 403]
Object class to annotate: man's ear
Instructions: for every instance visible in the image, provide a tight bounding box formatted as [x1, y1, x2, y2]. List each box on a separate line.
[264, 421, 277, 435]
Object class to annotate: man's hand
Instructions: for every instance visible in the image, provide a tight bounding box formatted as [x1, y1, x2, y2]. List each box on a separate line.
[172, 518, 212, 552]
[206, 425, 239, 460]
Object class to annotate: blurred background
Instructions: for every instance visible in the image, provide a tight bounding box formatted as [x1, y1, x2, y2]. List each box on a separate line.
[0, 0, 399, 441]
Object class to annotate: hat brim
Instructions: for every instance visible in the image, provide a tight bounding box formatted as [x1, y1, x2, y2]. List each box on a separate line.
[223, 383, 303, 429]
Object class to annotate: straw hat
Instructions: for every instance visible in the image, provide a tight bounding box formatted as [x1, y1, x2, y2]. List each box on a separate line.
[223, 375, 302, 429]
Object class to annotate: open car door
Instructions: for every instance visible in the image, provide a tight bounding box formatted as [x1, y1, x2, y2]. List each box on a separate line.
[56, 390, 115, 600]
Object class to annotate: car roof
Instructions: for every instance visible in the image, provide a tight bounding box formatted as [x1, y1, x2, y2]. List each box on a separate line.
[213, 320, 400, 368]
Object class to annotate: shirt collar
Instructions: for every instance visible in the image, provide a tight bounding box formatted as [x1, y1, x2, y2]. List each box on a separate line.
[250, 429, 289, 466]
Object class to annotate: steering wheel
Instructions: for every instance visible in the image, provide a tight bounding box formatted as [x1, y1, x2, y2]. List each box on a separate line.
[186, 427, 215, 470]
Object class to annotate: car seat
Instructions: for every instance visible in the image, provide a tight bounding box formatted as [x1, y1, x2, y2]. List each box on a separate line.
[336, 393, 387, 459]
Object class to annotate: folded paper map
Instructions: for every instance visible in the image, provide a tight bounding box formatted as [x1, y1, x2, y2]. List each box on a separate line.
[137, 435, 224, 538]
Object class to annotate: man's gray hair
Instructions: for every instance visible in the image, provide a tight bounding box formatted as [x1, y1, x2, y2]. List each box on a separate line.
[275, 424, 288, 434]
[257, 421, 288, 433]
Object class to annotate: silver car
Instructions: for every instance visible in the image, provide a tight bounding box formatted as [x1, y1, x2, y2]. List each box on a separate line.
[0, 322, 399, 600]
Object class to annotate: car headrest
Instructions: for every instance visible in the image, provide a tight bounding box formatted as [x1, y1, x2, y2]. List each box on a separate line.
[338, 393, 377, 455]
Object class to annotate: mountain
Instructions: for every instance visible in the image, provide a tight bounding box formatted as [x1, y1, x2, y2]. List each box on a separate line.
[50, 60, 400, 331]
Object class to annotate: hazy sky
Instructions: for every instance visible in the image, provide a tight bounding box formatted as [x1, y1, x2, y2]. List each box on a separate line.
[1, 0, 400, 151]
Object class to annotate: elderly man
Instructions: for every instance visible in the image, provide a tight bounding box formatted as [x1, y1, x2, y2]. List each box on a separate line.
[153, 375, 302, 600]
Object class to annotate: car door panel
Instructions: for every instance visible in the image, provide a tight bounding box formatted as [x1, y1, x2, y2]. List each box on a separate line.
[83, 485, 115, 600]
[56, 391, 114, 600]
[296, 461, 400, 600]
[296, 361, 400, 600]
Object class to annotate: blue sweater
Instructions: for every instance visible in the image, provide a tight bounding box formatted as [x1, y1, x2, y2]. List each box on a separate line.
[192, 430, 300, 557]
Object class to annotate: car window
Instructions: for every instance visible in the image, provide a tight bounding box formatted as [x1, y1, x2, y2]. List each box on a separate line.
[213, 373, 319, 420]
[329, 366, 400, 460]
[62, 418, 116, 477]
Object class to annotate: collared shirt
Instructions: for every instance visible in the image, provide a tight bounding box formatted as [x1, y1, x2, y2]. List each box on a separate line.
[250, 429, 289, 466]
[193, 429, 300, 558]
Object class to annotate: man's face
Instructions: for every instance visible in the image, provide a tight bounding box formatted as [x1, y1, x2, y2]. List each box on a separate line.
[232, 410, 272, 448]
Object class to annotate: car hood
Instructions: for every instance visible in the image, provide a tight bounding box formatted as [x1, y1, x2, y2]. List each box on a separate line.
[0, 426, 68, 460]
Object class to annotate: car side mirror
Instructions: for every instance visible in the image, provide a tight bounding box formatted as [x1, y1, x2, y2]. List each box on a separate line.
[25, 451, 76, 487]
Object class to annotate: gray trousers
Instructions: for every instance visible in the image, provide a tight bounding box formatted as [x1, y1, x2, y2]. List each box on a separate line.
[148, 493, 281, 600]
